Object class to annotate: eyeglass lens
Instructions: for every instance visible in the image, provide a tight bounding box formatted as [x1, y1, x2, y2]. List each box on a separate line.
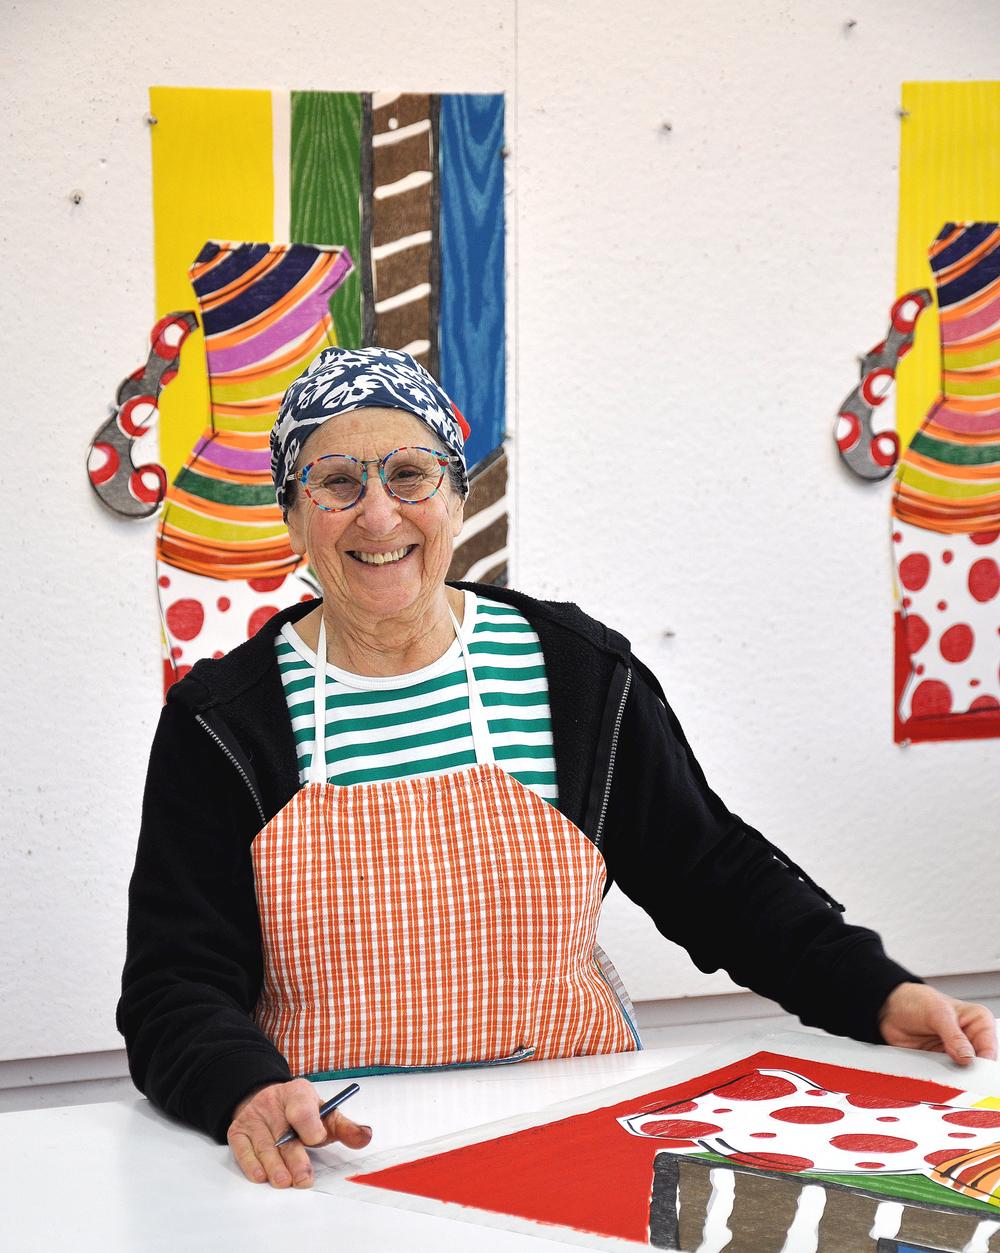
[304, 448, 446, 510]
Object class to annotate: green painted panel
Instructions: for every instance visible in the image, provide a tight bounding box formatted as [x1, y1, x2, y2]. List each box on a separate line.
[290, 92, 363, 349]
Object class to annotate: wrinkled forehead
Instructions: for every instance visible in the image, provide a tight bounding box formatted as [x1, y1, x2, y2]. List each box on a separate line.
[294, 407, 437, 468]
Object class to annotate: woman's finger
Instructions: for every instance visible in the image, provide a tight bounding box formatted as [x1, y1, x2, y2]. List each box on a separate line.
[958, 1003, 999, 1061]
[322, 1106, 373, 1149]
[227, 1129, 267, 1184]
[252, 1132, 294, 1188]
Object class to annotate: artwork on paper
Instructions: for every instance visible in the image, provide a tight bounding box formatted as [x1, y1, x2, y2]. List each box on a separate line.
[834, 82, 999, 744]
[320, 1037, 1000, 1251]
[86, 87, 507, 694]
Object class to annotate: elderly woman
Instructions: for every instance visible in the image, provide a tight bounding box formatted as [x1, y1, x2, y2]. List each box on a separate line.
[118, 347, 996, 1190]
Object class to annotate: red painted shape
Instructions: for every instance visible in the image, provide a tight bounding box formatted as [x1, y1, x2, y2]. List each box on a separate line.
[925, 1149, 961, 1165]
[846, 1094, 917, 1109]
[248, 575, 287, 593]
[971, 530, 999, 545]
[911, 680, 953, 718]
[942, 1109, 1000, 1128]
[349, 1051, 964, 1244]
[165, 598, 205, 642]
[903, 614, 929, 653]
[829, 1134, 917, 1153]
[899, 553, 931, 591]
[248, 605, 279, 637]
[640, 1119, 722, 1139]
[894, 611, 1000, 743]
[714, 1074, 797, 1101]
[969, 558, 999, 603]
[769, 1106, 844, 1124]
[940, 624, 974, 662]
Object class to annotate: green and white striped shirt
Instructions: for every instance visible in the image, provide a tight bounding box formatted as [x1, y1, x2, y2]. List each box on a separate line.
[275, 591, 559, 803]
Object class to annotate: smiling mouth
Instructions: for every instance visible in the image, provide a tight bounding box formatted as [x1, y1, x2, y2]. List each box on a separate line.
[348, 545, 416, 567]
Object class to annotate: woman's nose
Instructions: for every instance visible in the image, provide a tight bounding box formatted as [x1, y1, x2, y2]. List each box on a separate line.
[354, 476, 402, 533]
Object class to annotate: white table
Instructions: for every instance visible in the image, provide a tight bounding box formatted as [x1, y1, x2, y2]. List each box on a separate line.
[1, 1044, 702, 1252]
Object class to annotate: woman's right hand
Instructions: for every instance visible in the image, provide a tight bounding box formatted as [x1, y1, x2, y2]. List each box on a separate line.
[227, 1078, 373, 1188]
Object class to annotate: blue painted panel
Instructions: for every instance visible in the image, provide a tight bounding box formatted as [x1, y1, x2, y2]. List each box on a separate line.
[438, 94, 506, 470]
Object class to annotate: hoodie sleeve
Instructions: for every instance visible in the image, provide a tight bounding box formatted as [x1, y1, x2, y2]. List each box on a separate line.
[600, 659, 918, 1044]
[117, 700, 292, 1143]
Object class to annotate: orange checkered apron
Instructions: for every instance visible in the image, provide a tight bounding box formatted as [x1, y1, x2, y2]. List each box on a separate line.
[251, 607, 640, 1078]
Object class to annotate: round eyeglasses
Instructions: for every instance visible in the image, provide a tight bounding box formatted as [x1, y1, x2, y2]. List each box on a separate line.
[294, 446, 460, 513]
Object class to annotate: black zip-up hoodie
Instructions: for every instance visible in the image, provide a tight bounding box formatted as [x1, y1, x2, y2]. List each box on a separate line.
[117, 584, 916, 1144]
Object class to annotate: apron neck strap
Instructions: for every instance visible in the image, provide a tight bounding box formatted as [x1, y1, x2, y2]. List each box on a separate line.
[308, 595, 495, 785]
[448, 598, 495, 766]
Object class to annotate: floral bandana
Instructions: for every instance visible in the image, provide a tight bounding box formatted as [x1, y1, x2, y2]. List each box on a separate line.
[270, 346, 470, 515]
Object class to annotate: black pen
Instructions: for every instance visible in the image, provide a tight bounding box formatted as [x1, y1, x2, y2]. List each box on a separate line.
[274, 1081, 361, 1148]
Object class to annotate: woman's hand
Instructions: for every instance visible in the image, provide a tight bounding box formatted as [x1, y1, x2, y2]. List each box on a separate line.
[879, 982, 998, 1065]
[227, 1078, 373, 1188]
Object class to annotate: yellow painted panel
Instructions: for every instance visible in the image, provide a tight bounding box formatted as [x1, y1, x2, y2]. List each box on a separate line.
[149, 87, 274, 482]
[896, 81, 1000, 451]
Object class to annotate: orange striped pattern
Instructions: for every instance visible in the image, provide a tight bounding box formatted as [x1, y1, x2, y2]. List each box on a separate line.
[252, 765, 637, 1076]
[930, 1141, 1000, 1209]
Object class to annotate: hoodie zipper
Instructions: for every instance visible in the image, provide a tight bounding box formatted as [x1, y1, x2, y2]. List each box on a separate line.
[195, 714, 266, 827]
[593, 667, 631, 852]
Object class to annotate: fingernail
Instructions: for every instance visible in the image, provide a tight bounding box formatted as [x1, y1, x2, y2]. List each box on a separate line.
[294, 1173, 313, 1189]
[274, 1170, 291, 1187]
[360, 1124, 373, 1140]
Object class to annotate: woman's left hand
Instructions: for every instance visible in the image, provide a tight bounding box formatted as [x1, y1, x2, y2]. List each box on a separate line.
[879, 982, 998, 1065]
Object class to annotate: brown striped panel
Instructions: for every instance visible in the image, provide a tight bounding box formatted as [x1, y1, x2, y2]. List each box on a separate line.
[372, 185, 433, 248]
[372, 93, 431, 133]
[448, 517, 508, 581]
[376, 241, 432, 303]
[375, 301, 432, 352]
[814, 1186, 880, 1250]
[373, 129, 432, 187]
[895, 1202, 985, 1249]
[725, 1170, 803, 1253]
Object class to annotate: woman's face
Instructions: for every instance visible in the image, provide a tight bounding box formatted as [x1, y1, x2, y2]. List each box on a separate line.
[285, 408, 464, 622]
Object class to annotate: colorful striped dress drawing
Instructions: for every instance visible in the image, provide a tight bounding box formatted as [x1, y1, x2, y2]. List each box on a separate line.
[893, 222, 1000, 732]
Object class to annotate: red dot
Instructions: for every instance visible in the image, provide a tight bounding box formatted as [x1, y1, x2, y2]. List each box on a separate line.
[971, 530, 999, 545]
[892, 532, 902, 543]
[640, 1119, 721, 1139]
[248, 605, 279, 637]
[212, 650, 224, 659]
[902, 597, 912, 609]
[899, 553, 931, 591]
[948, 1132, 976, 1138]
[929, 1106, 953, 1111]
[856, 1162, 885, 1170]
[969, 558, 999, 603]
[715, 1075, 798, 1101]
[300, 593, 315, 602]
[925, 1149, 960, 1165]
[915, 665, 925, 675]
[877, 1117, 900, 1123]
[661, 1101, 697, 1113]
[158, 575, 171, 588]
[830, 1134, 917, 1153]
[970, 695, 1000, 711]
[770, 1106, 844, 1124]
[904, 615, 929, 653]
[940, 623, 974, 663]
[937, 600, 948, 611]
[165, 599, 205, 642]
[805, 1090, 826, 1097]
[750, 1132, 777, 1138]
[728, 1153, 814, 1173]
[248, 575, 287, 593]
[970, 679, 981, 687]
[942, 1110, 1000, 1128]
[217, 597, 231, 612]
[170, 646, 183, 659]
[846, 1095, 918, 1110]
[911, 680, 953, 717]
[712, 1108, 732, 1114]
[942, 550, 954, 564]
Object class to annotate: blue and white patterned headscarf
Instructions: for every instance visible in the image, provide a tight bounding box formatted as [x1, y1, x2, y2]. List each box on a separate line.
[271, 346, 470, 515]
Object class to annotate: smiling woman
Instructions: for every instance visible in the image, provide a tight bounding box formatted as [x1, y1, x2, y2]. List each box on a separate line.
[117, 347, 996, 1195]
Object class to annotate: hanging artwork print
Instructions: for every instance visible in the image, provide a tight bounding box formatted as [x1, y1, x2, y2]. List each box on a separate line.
[318, 1037, 1000, 1251]
[834, 82, 999, 744]
[86, 87, 507, 694]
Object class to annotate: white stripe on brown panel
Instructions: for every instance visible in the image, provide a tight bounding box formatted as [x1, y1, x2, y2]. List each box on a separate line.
[369, 93, 438, 369]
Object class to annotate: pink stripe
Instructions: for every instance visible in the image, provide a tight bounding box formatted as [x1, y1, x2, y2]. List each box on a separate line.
[206, 250, 352, 373]
[941, 289, 1000, 342]
[930, 401, 1000, 435]
[192, 436, 271, 470]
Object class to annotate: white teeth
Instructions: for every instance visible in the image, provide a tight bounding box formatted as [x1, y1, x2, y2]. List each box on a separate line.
[354, 546, 411, 565]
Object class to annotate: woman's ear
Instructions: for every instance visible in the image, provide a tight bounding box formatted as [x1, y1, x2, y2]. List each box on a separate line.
[285, 501, 308, 559]
[450, 491, 465, 539]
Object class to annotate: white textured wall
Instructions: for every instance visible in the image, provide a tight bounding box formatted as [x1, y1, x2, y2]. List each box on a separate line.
[1, 0, 997, 1061]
